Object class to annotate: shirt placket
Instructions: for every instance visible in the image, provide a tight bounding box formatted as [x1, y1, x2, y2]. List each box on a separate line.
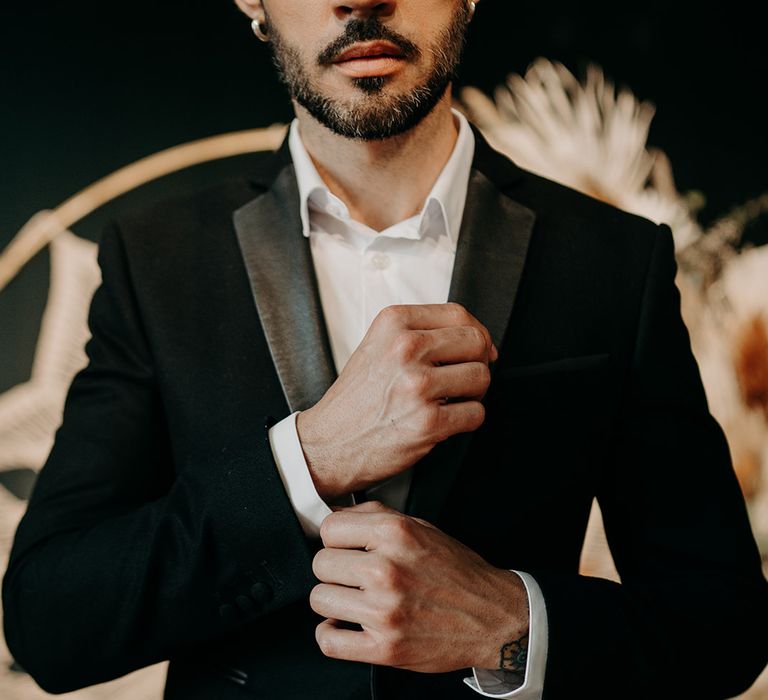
[361, 235, 395, 336]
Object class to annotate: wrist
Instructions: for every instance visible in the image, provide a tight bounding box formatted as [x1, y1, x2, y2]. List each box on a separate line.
[471, 568, 530, 670]
[295, 408, 348, 501]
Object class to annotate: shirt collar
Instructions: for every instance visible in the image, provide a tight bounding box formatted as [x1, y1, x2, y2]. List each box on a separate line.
[287, 108, 475, 252]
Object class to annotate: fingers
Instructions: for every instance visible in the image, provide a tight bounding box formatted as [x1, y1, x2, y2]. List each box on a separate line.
[375, 303, 498, 362]
[319, 509, 392, 550]
[421, 325, 496, 365]
[319, 505, 432, 553]
[315, 618, 377, 662]
[427, 361, 491, 401]
[310, 583, 371, 626]
[312, 547, 371, 588]
[433, 399, 486, 439]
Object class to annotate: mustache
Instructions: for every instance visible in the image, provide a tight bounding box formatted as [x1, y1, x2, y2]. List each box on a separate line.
[317, 18, 420, 65]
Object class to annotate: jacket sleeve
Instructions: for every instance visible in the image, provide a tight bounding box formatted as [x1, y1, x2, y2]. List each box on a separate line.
[1, 222, 320, 694]
[528, 223, 768, 699]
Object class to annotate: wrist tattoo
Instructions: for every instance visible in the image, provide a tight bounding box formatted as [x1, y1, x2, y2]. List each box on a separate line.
[499, 633, 529, 674]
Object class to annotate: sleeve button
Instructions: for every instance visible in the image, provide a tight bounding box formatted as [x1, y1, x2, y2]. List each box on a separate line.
[218, 603, 236, 619]
[235, 595, 255, 612]
[250, 581, 273, 604]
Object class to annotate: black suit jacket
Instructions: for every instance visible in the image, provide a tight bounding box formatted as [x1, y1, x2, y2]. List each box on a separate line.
[3, 127, 767, 699]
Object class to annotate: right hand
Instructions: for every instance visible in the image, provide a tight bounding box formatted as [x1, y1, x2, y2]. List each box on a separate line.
[296, 303, 498, 501]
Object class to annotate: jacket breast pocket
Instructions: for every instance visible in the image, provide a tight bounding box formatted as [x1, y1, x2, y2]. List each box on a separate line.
[481, 352, 617, 490]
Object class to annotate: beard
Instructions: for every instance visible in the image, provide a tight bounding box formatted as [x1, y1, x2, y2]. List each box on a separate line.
[265, 5, 471, 141]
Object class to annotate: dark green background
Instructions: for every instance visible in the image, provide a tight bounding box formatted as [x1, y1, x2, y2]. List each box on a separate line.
[2, 1, 767, 397]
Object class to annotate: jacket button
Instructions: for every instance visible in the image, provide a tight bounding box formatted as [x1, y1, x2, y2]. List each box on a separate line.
[235, 595, 255, 612]
[250, 581, 273, 604]
[218, 603, 236, 620]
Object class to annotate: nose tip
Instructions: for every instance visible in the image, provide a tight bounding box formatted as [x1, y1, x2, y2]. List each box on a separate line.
[334, 1, 396, 21]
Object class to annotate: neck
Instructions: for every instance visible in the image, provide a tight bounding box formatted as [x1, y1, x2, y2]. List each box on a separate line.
[294, 91, 459, 232]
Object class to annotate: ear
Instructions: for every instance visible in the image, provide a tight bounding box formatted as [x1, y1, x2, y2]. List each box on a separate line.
[233, 0, 264, 20]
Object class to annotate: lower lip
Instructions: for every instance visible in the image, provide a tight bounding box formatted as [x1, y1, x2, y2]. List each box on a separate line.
[333, 56, 406, 78]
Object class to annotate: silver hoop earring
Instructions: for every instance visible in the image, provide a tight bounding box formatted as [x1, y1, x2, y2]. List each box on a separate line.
[468, 1, 476, 18]
[251, 18, 269, 42]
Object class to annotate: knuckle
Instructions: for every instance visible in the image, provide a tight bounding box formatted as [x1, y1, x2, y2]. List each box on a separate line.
[403, 367, 431, 398]
[381, 635, 407, 665]
[381, 514, 415, 544]
[391, 332, 422, 363]
[476, 363, 491, 390]
[446, 301, 467, 320]
[376, 304, 404, 327]
[378, 604, 405, 630]
[465, 325, 486, 349]
[370, 559, 400, 590]
[418, 403, 443, 437]
[380, 647, 397, 666]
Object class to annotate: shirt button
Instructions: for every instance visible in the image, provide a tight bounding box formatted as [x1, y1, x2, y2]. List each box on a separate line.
[218, 603, 236, 620]
[371, 253, 390, 270]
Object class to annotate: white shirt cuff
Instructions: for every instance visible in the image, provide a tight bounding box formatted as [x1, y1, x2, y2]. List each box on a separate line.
[268, 410, 348, 538]
[463, 570, 548, 699]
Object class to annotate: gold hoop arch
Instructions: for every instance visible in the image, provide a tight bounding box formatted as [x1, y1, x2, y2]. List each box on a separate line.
[0, 124, 288, 293]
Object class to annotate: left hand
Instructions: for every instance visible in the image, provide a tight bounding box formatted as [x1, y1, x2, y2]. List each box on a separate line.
[310, 500, 529, 673]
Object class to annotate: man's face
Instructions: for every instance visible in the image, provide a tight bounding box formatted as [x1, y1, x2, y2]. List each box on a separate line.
[262, 1, 472, 140]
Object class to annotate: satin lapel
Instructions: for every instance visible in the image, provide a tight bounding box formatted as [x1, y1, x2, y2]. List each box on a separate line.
[233, 163, 338, 413]
[404, 168, 537, 523]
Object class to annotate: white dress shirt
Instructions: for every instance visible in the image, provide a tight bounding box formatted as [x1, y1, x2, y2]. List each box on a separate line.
[267, 109, 547, 698]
